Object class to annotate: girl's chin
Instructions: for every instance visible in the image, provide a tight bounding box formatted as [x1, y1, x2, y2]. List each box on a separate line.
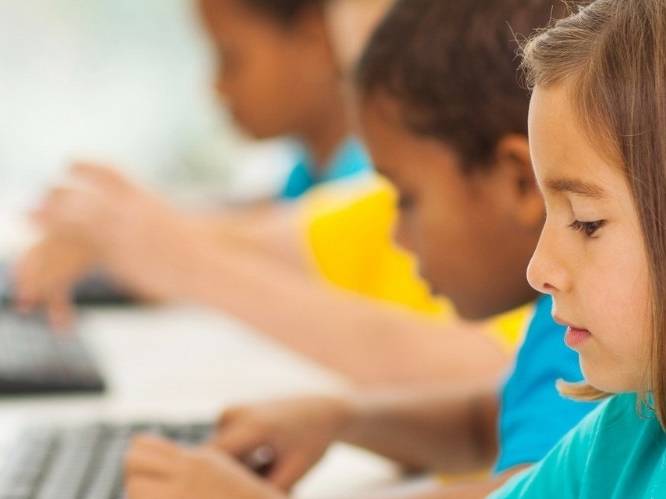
[580, 361, 644, 394]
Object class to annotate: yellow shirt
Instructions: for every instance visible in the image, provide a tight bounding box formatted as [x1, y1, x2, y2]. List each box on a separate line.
[300, 177, 529, 352]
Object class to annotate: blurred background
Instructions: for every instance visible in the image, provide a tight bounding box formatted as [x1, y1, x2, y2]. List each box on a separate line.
[0, 0, 296, 215]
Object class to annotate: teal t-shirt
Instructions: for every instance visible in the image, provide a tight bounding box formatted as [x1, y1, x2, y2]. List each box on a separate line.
[279, 138, 372, 200]
[490, 393, 666, 499]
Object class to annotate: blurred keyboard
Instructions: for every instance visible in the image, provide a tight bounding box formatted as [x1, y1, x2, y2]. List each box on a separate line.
[0, 264, 136, 307]
[0, 312, 106, 395]
[0, 422, 212, 499]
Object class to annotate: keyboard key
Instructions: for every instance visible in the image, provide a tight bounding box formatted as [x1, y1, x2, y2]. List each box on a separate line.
[35, 426, 102, 499]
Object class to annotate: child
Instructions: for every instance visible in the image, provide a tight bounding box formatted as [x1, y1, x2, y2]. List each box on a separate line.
[198, 0, 371, 199]
[124, 1, 599, 497]
[491, 0, 666, 496]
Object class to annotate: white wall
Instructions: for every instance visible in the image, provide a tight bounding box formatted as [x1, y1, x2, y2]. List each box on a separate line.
[0, 0, 294, 212]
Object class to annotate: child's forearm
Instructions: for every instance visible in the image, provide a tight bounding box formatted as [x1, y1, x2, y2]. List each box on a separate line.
[192, 205, 310, 274]
[176, 239, 508, 387]
[337, 385, 500, 473]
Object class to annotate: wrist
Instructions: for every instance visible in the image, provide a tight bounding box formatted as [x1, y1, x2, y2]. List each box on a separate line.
[329, 394, 363, 442]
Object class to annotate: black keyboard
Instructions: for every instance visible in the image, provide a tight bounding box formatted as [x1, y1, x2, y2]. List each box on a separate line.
[0, 264, 136, 307]
[0, 422, 212, 499]
[0, 312, 106, 395]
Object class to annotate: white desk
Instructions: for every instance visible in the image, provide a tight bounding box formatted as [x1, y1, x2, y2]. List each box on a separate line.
[0, 212, 400, 498]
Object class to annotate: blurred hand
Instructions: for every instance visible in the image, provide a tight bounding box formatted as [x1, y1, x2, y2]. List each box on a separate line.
[125, 435, 284, 499]
[15, 234, 97, 329]
[18, 162, 214, 317]
[211, 396, 354, 491]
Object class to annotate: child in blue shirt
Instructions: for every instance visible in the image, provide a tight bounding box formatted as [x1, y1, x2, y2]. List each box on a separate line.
[199, 0, 371, 199]
[492, 0, 666, 497]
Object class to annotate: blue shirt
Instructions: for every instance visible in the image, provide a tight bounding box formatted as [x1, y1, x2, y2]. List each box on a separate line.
[279, 138, 372, 200]
[491, 393, 666, 498]
[495, 295, 599, 473]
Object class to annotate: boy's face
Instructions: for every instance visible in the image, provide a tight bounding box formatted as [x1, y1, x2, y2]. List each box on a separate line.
[527, 84, 650, 393]
[198, 0, 337, 139]
[360, 94, 541, 320]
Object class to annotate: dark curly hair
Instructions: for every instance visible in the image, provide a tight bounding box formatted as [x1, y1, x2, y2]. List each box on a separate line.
[357, 0, 565, 171]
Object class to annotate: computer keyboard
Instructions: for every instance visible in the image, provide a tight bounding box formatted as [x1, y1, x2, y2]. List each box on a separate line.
[0, 264, 136, 307]
[0, 422, 213, 499]
[0, 311, 106, 395]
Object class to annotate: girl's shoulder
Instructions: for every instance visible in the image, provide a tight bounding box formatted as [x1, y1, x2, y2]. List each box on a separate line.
[490, 393, 662, 499]
[564, 393, 632, 441]
[595, 392, 646, 431]
[574, 393, 644, 452]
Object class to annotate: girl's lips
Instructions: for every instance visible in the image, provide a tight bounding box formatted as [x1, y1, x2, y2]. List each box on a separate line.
[565, 327, 592, 349]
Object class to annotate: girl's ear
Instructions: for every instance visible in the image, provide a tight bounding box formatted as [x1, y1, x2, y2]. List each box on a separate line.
[494, 134, 545, 230]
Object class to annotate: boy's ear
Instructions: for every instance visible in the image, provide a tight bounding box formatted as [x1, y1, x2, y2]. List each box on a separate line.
[325, 0, 394, 73]
[494, 134, 545, 229]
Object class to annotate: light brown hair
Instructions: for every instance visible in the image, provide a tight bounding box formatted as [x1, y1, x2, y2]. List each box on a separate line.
[522, 0, 666, 427]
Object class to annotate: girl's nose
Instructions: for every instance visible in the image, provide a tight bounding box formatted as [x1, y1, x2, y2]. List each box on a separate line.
[527, 225, 570, 295]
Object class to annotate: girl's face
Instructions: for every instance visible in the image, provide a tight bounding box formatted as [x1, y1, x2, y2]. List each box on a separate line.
[527, 84, 651, 393]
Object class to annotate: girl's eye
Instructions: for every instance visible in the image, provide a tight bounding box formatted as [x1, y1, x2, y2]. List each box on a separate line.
[569, 219, 606, 238]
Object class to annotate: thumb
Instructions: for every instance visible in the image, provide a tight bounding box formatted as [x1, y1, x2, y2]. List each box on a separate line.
[268, 451, 320, 491]
[213, 423, 269, 460]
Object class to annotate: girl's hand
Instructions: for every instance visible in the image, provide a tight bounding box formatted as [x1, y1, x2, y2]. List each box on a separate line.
[125, 435, 285, 499]
[211, 396, 355, 491]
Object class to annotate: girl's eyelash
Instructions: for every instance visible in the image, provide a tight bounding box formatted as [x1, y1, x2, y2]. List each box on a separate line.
[569, 220, 606, 237]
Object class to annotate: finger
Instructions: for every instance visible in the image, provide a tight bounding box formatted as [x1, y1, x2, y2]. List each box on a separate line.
[212, 424, 269, 459]
[268, 453, 318, 491]
[125, 442, 179, 478]
[13, 253, 45, 312]
[126, 477, 171, 499]
[125, 451, 175, 478]
[130, 435, 182, 455]
[46, 291, 75, 332]
[40, 187, 80, 215]
[215, 407, 239, 432]
[29, 206, 49, 227]
[70, 162, 131, 192]
[47, 192, 98, 227]
[13, 271, 36, 311]
[40, 184, 111, 232]
[14, 247, 75, 317]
